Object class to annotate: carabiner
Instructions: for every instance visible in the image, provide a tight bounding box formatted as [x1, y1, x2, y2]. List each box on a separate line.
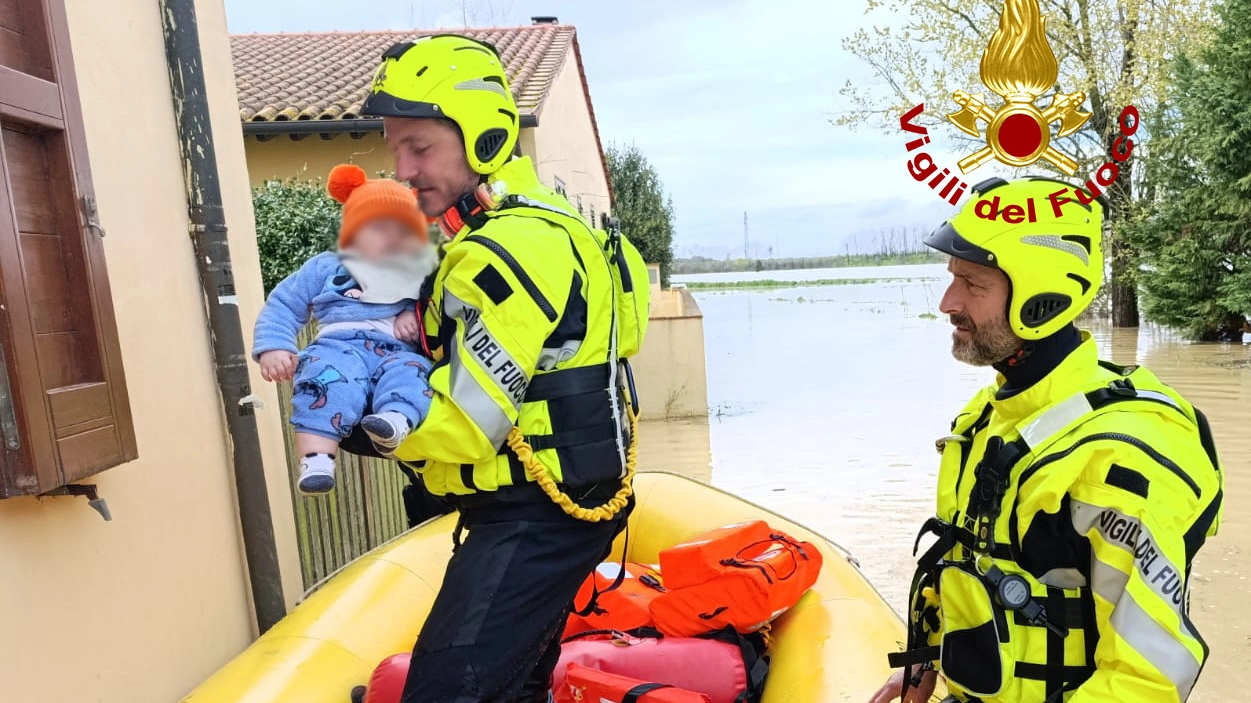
[935, 434, 969, 453]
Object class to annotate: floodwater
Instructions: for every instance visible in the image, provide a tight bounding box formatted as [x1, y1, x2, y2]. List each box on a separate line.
[635, 264, 1249, 702]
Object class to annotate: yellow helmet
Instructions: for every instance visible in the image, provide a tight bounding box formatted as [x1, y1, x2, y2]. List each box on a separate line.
[925, 177, 1104, 339]
[362, 35, 519, 174]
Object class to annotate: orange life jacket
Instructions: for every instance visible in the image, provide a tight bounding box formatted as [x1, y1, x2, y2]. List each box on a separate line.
[567, 562, 666, 635]
[650, 524, 822, 637]
[554, 663, 711, 703]
[657, 521, 775, 590]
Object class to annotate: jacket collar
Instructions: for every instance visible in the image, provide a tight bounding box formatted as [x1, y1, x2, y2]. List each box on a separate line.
[990, 330, 1098, 421]
[442, 156, 544, 243]
[486, 155, 541, 194]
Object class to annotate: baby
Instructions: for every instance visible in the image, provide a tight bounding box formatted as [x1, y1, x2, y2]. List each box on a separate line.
[253, 164, 437, 494]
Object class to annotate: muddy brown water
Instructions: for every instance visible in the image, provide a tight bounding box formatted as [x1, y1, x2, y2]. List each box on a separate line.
[636, 265, 1248, 701]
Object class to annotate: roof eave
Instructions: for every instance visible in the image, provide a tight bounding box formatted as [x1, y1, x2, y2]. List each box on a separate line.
[242, 113, 539, 137]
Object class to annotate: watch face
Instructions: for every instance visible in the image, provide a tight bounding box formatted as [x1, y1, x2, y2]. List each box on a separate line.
[999, 575, 1031, 609]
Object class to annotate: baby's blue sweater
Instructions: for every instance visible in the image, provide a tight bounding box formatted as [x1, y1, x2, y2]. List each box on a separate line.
[253, 252, 413, 358]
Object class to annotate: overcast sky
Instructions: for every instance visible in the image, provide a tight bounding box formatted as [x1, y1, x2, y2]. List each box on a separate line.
[225, 0, 960, 258]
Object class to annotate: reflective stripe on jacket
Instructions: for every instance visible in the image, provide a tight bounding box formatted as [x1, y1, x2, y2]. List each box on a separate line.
[394, 156, 627, 496]
[903, 332, 1222, 703]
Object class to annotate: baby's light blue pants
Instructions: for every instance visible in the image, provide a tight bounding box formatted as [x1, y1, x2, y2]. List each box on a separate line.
[291, 330, 433, 440]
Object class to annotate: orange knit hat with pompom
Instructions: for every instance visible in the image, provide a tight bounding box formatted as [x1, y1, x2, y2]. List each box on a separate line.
[327, 164, 429, 248]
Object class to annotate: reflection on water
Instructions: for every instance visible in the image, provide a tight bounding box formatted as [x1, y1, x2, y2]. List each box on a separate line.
[636, 415, 712, 484]
[640, 265, 1249, 701]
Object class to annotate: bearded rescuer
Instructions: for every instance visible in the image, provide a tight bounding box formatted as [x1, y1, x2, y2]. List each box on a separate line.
[358, 35, 650, 702]
[869, 177, 1223, 703]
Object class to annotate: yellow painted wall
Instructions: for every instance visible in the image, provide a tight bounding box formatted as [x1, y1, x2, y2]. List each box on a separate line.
[0, 0, 301, 701]
[529, 48, 612, 222]
[244, 132, 396, 184]
[632, 290, 710, 419]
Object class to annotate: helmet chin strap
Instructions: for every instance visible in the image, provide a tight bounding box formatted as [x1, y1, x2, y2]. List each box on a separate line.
[1002, 342, 1035, 368]
[438, 182, 502, 237]
[995, 325, 1082, 398]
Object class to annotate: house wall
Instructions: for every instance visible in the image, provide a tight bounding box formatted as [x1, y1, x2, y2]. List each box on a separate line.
[631, 289, 710, 419]
[242, 126, 551, 186]
[0, 0, 302, 701]
[244, 132, 396, 184]
[527, 46, 612, 222]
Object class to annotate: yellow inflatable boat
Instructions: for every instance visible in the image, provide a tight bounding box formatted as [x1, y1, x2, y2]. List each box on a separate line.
[182, 472, 913, 702]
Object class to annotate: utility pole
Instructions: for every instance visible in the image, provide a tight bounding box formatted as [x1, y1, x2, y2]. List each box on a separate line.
[743, 211, 749, 259]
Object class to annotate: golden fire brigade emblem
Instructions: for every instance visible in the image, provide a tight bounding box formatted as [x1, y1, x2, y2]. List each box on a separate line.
[947, 0, 1091, 175]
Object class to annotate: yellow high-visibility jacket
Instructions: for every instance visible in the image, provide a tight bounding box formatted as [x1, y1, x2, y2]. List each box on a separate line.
[395, 156, 644, 496]
[895, 333, 1222, 702]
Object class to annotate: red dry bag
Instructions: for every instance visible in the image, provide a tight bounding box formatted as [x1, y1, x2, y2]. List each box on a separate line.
[360, 653, 411, 703]
[651, 525, 822, 637]
[553, 628, 767, 703]
[554, 663, 711, 703]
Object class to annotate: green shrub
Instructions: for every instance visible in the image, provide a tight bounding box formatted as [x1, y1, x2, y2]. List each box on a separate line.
[252, 178, 340, 294]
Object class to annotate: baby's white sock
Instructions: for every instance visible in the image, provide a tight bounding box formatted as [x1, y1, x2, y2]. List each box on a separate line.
[361, 411, 412, 450]
[297, 453, 336, 495]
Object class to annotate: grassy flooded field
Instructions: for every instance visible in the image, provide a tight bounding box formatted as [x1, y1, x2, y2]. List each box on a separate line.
[681, 276, 932, 291]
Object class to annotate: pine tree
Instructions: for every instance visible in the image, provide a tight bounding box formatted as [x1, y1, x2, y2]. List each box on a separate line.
[1130, 0, 1251, 340]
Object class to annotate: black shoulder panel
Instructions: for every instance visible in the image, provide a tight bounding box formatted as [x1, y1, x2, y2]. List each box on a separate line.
[473, 263, 514, 306]
[1105, 464, 1150, 499]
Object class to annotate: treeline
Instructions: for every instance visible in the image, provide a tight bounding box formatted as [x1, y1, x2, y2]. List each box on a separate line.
[674, 226, 941, 274]
[673, 251, 942, 275]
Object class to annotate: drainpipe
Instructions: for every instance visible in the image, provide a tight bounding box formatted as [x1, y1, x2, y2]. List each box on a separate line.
[158, 0, 286, 633]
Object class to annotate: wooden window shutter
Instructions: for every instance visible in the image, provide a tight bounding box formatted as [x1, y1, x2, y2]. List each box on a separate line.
[0, 0, 136, 496]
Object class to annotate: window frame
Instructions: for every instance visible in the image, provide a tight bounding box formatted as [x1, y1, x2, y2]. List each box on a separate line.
[0, 0, 137, 497]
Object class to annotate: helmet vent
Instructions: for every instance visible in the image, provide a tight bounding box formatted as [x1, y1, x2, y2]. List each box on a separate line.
[1020, 293, 1072, 328]
[1066, 273, 1092, 295]
[972, 177, 1009, 196]
[1061, 234, 1092, 253]
[381, 41, 415, 60]
[476, 128, 509, 163]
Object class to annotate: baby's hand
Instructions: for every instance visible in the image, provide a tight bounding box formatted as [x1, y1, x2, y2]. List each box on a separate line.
[259, 350, 298, 382]
[395, 309, 421, 343]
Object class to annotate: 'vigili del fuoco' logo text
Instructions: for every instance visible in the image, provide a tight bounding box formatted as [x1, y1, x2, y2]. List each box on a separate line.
[901, 0, 1139, 215]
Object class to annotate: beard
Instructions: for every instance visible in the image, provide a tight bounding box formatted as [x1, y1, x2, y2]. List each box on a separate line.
[949, 313, 1021, 366]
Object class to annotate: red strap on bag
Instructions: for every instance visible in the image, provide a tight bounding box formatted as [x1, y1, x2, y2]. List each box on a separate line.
[554, 663, 710, 703]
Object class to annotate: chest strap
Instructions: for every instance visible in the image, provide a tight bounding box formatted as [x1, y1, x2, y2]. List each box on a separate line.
[524, 362, 610, 401]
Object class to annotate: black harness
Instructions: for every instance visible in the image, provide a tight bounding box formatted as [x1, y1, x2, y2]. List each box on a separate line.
[890, 368, 1223, 702]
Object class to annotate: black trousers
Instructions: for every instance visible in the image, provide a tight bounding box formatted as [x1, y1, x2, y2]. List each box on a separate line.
[400, 482, 631, 703]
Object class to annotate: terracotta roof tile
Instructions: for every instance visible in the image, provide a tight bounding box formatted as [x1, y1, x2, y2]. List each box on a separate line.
[230, 25, 576, 123]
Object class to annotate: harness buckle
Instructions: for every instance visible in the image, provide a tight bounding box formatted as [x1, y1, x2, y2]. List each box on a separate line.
[1108, 378, 1137, 398]
[913, 516, 950, 556]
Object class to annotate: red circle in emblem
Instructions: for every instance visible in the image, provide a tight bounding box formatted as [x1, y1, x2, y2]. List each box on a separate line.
[998, 113, 1043, 158]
